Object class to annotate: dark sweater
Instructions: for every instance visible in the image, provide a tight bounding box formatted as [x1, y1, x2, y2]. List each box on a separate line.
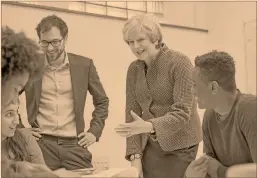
[203, 91, 257, 178]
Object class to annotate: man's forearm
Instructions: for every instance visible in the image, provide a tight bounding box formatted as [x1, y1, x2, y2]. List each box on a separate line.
[217, 165, 228, 178]
[217, 163, 256, 178]
[226, 163, 256, 178]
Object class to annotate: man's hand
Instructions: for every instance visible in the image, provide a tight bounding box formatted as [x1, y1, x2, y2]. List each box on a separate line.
[131, 158, 143, 178]
[185, 154, 209, 178]
[207, 156, 226, 178]
[78, 132, 96, 148]
[115, 110, 153, 137]
[30, 128, 42, 141]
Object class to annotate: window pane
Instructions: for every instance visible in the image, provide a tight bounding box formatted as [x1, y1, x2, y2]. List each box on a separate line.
[68, 2, 85, 11]
[156, 2, 164, 13]
[147, 2, 164, 14]
[38, 1, 70, 9]
[155, 2, 159, 13]
[18, 1, 38, 5]
[107, 7, 126, 18]
[89, 1, 106, 5]
[127, 2, 146, 11]
[147, 2, 154, 12]
[127, 10, 145, 19]
[85, 3, 106, 15]
[107, 1, 126, 8]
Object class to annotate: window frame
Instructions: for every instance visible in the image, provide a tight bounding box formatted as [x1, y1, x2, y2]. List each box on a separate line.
[7, 1, 208, 33]
[85, 1, 164, 17]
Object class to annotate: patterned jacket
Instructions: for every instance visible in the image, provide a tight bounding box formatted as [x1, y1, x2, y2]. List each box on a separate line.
[125, 44, 202, 160]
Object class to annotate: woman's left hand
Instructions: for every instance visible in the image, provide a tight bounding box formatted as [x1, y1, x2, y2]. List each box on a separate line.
[115, 110, 153, 137]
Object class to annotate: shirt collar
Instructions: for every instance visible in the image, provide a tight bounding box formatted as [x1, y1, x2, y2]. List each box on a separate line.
[44, 52, 69, 68]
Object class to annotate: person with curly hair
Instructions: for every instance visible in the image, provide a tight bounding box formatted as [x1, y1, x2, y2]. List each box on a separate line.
[185, 51, 256, 178]
[1, 26, 60, 178]
[1, 26, 46, 163]
[1, 26, 41, 106]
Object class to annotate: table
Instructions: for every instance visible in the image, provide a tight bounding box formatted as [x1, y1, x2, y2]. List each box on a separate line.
[83, 167, 138, 177]
[54, 167, 138, 178]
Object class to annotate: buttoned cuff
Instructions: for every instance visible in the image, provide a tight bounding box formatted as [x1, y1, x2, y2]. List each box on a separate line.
[125, 147, 142, 161]
[125, 152, 143, 162]
[87, 128, 101, 142]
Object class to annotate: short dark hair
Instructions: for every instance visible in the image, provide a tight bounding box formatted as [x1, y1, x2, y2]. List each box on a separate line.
[36, 14, 68, 38]
[195, 50, 237, 92]
[1, 26, 41, 83]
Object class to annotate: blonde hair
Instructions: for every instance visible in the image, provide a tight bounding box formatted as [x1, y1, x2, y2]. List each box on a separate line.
[122, 14, 163, 48]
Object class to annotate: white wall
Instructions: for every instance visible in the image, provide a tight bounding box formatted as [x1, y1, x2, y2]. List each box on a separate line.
[162, 2, 207, 29]
[206, 2, 256, 94]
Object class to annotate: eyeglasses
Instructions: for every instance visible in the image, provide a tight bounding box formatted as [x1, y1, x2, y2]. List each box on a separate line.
[39, 38, 63, 47]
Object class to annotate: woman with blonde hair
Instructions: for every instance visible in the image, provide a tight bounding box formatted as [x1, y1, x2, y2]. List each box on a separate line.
[115, 14, 202, 178]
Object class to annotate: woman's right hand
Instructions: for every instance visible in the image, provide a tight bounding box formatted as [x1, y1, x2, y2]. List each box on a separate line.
[131, 159, 143, 178]
[30, 128, 42, 141]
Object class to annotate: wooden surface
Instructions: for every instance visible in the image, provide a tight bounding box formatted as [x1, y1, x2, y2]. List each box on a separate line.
[54, 167, 138, 178]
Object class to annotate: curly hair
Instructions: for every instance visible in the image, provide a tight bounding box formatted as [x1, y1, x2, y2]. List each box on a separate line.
[1, 26, 42, 165]
[195, 50, 237, 92]
[36, 14, 68, 38]
[1, 26, 41, 84]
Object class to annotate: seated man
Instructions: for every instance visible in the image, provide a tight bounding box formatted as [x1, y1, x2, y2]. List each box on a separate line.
[185, 51, 256, 178]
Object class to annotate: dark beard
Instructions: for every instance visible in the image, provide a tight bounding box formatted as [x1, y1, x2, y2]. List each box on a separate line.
[47, 49, 64, 61]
